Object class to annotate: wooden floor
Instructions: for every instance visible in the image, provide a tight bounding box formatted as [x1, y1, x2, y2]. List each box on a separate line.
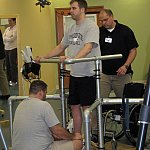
[105, 142, 136, 150]
[91, 141, 136, 150]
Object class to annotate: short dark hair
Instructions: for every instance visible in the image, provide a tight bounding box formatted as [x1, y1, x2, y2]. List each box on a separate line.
[11, 18, 16, 22]
[70, 0, 88, 12]
[29, 80, 47, 94]
[100, 9, 113, 17]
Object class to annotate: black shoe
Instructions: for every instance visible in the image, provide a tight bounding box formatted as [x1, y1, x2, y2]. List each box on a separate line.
[0, 95, 10, 100]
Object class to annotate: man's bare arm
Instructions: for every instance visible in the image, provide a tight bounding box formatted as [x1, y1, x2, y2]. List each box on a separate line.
[74, 43, 93, 59]
[50, 124, 82, 140]
[124, 48, 137, 67]
[35, 43, 66, 62]
[117, 48, 137, 75]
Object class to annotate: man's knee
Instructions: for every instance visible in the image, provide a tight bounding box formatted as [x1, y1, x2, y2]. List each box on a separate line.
[100, 82, 112, 98]
[100, 87, 111, 98]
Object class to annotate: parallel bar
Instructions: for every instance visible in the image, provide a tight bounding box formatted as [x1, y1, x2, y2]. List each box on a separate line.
[40, 53, 122, 149]
[102, 98, 144, 104]
[84, 100, 101, 150]
[60, 63, 67, 128]
[8, 94, 60, 101]
[85, 98, 143, 110]
[83, 98, 144, 149]
[0, 125, 8, 150]
[87, 100, 101, 112]
[95, 60, 104, 149]
[40, 54, 122, 64]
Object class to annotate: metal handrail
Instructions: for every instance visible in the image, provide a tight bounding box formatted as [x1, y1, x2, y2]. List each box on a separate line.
[40, 54, 122, 64]
[84, 98, 144, 150]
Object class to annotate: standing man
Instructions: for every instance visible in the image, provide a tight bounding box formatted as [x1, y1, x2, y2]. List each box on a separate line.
[0, 30, 10, 100]
[36, 0, 100, 134]
[12, 80, 82, 150]
[99, 9, 138, 98]
[3, 18, 18, 86]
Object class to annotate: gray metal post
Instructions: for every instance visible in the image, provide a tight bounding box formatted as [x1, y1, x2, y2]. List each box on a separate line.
[8, 96, 28, 142]
[8, 99, 13, 142]
[95, 59, 104, 149]
[84, 100, 101, 150]
[0, 125, 8, 150]
[136, 67, 150, 150]
[84, 109, 92, 150]
[60, 63, 67, 128]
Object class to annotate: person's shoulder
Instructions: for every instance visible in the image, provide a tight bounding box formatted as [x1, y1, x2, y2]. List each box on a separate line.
[41, 101, 54, 113]
[33, 100, 52, 110]
[5, 26, 10, 30]
[37, 100, 50, 105]
[85, 19, 98, 27]
[41, 101, 52, 108]
[68, 23, 76, 32]
[24, 98, 49, 105]
[13, 25, 17, 31]
[117, 22, 132, 31]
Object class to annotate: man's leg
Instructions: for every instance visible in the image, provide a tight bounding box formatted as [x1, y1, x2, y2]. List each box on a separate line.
[100, 73, 112, 98]
[0, 59, 10, 95]
[9, 48, 18, 83]
[71, 104, 82, 133]
[51, 140, 82, 150]
[5, 51, 11, 82]
[112, 74, 132, 97]
[69, 76, 96, 134]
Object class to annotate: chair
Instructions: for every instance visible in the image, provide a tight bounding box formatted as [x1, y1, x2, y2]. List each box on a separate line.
[104, 82, 145, 146]
[122, 82, 145, 146]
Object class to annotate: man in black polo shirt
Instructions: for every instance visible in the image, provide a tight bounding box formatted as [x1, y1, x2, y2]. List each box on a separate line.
[99, 9, 138, 98]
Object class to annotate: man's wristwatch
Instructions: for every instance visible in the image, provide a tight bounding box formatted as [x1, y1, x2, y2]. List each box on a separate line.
[124, 64, 129, 69]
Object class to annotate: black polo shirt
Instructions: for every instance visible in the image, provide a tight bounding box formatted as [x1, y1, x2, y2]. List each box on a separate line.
[99, 21, 139, 75]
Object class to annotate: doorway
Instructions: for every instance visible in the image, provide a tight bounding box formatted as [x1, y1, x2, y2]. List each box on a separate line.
[0, 15, 20, 96]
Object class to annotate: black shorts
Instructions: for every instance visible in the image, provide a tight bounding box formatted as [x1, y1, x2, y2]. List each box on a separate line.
[68, 75, 96, 106]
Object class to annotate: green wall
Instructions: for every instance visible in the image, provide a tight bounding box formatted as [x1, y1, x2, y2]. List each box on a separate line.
[50, 0, 150, 81]
[0, 0, 57, 95]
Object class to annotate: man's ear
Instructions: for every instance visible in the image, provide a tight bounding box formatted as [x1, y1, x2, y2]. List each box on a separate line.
[38, 90, 43, 97]
[81, 7, 85, 13]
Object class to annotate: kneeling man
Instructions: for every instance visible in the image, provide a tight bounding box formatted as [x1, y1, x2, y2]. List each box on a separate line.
[12, 80, 82, 150]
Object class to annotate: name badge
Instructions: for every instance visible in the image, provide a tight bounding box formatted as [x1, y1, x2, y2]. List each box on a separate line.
[105, 37, 112, 43]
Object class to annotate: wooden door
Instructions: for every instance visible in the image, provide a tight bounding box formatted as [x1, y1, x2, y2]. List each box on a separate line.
[55, 6, 103, 89]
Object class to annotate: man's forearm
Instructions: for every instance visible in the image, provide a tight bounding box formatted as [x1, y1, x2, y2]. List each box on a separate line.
[51, 124, 82, 140]
[74, 43, 93, 59]
[124, 48, 137, 66]
[56, 128, 74, 140]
